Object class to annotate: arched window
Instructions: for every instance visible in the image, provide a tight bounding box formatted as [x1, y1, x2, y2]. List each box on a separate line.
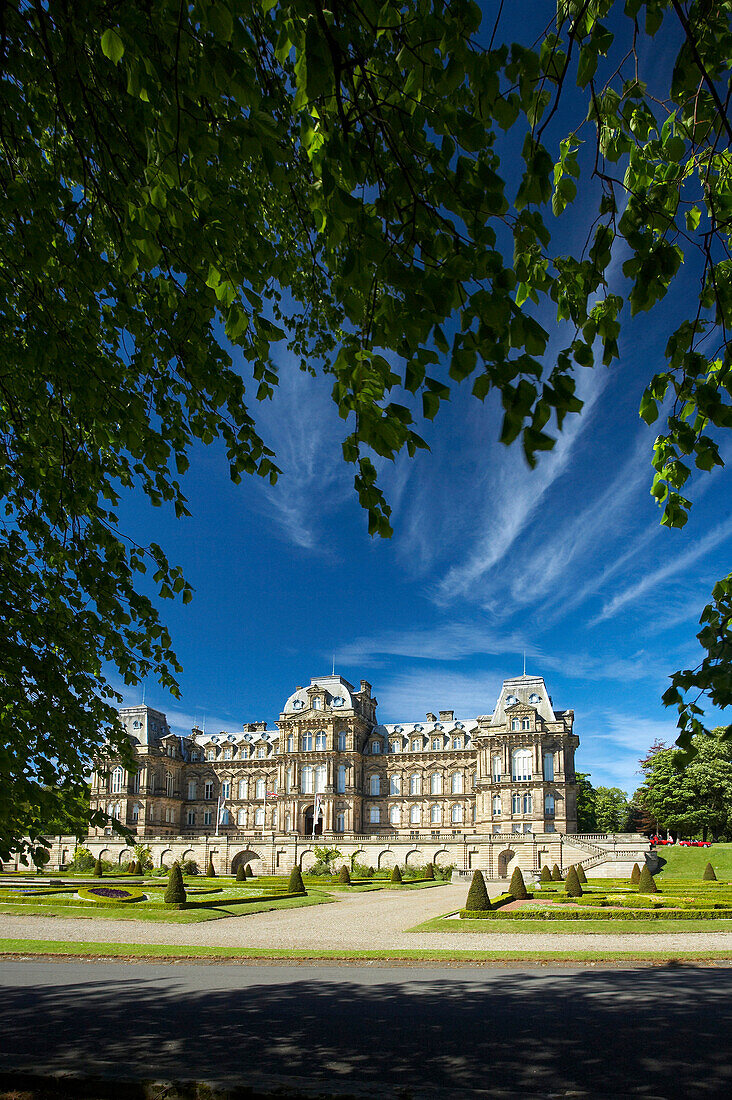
[132, 803, 141, 822]
[238, 778, 247, 799]
[411, 738, 421, 751]
[543, 752, 555, 781]
[431, 737, 441, 750]
[430, 804, 441, 824]
[492, 794, 502, 815]
[187, 779, 197, 801]
[206, 749, 215, 761]
[371, 741, 382, 754]
[237, 808, 246, 825]
[165, 772, 173, 797]
[409, 773, 420, 795]
[255, 807, 265, 826]
[452, 737, 462, 749]
[512, 748, 532, 781]
[523, 793, 533, 814]
[132, 770, 141, 794]
[451, 772, 463, 794]
[285, 812, 292, 832]
[302, 733, 313, 751]
[337, 764, 346, 793]
[220, 808, 230, 825]
[111, 766, 124, 794]
[223, 747, 232, 760]
[369, 806, 380, 824]
[390, 775, 401, 795]
[338, 730, 347, 751]
[286, 734, 294, 752]
[410, 805, 421, 824]
[492, 755, 501, 781]
[315, 732, 326, 750]
[451, 804, 463, 823]
[313, 696, 323, 709]
[389, 740, 399, 754]
[390, 806, 401, 825]
[512, 793, 521, 814]
[369, 774, 380, 796]
[511, 718, 520, 731]
[335, 812, 345, 832]
[221, 780, 231, 800]
[545, 793, 555, 816]
[521, 718, 530, 730]
[430, 772, 441, 795]
[315, 765, 326, 793]
[255, 778, 265, 799]
[286, 767, 292, 793]
[302, 766, 313, 794]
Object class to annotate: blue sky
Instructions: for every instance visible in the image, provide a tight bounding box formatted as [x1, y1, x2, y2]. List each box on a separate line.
[115, 4, 732, 799]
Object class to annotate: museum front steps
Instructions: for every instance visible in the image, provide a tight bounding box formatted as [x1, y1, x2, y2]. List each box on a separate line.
[453, 832, 655, 882]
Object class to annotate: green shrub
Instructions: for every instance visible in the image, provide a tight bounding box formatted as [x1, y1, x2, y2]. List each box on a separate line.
[92, 857, 103, 877]
[207, 859, 216, 878]
[509, 866, 528, 900]
[246, 864, 254, 878]
[465, 870, 490, 912]
[164, 863, 187, 907]
[180, 858, 199, 876]
[703, 862, 717, 881]
[390, 865, 403, 883]
[424, 863, 435, 880]
[565, 866, 583, 898]
[288, 865, 306, 894]
[368, 866, 375, 876]
[540, 865, 552, 883]
[236, 866, 246, 882]
[338, 865, 351, 885]
[576, 864, 587, 884]
[638, 864, 658, 893]
[630, 863, 641, 884]
[551, 863, 562, 882]
[68, 847, 96, 874]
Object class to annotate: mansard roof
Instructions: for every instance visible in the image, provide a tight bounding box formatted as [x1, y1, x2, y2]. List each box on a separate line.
[490, 674, 557, 727]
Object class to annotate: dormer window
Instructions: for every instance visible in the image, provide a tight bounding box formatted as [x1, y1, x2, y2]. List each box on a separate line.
[529, 693, 541, 705]
[511, 719, 520, 731]
[293, 699, 304, 710]
[370, 741, 382, 754]
[313, 696, 323, 710]
[206, 749, 215, 761]
[223, 747, 232, 759]
[506, 694, 518, 706]
[411, 738, 421, 752]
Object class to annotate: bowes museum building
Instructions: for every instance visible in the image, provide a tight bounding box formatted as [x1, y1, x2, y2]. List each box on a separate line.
[56, 671, 647, 879]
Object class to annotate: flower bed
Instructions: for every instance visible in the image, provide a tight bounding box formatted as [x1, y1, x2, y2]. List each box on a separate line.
[76, 886, 145, 904]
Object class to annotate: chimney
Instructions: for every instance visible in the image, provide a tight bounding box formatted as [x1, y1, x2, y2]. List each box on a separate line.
[426, 712, 437, 722]
[360, 680, 372, 697]
[439, 710, 454, 722]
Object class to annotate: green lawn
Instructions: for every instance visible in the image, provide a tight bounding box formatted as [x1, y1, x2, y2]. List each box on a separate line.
[656, 842, 732, 879]
[409, 913, 732, 934]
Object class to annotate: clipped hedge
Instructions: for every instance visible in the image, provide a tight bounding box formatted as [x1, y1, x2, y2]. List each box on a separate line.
[76, 886, 145, 905]
[551, 864, 562, 881]
[465, 870, 490, 912]
[540, 865, 552, 883]
[703, 862, 717, 881]
[630, 863, 641, 884]
[457, 906, 732, 921]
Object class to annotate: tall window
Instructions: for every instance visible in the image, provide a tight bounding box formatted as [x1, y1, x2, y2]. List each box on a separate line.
[390, 806, 401, 825]
[452, 737, 462, 749]
[543, 752, 555, 781]
[337, 764, 346, 793]
[492, 754, 501, 782]
[369, 774, 380, 796]
[257, 747, 265, 758]
[255, 778, 265, 799]
[338, 731, 347, 751]
[369, 806, 380, 824]
[315, 765, 326, 793]
[132, 770, 141, 794]
[492, 794, 502, 815]
[522, 718, 530, 731]
[390, 775, 401, 795]
[315, 732, 326, 750]
[302, 766, 313, 794]
[286, 767, 292, 793]
[512, 793, 521, 814]
[335, 813, 345, 832]
[204, 781, 213, 800]
[430, 804, 441, 824]
[206, 749, 215, 761]
[220, 808, 230, 825]
[302, 733, 313, 751]
[255, 807, 265, 826]
[221, 780, 231, 800]
[370, 741, 381, 754]
[313, 696, 323, 709]
[165, 772, 173, 797]
[451, 772, 463, 794]
[409, 774, 420, 795]
[523, 793, 533, 814]
[238, 778, 247, 799]
[204, 810, 212, 825]
[111, 766, 124, 794]
[512, 748, 532, 782]
[430, 772, 442, 795]
[411, 738, 421, 751]
[237, 808, 246, 825]
[410, 805, 421, 824]
[285, 812, 291, 832]
[223, 747, 232, 759]
[432, 738, 441, 750]
[187, 780, 196, 800]
[451, 804, 463, 823]
[545, 793, 555, 816]
[389, 740, 399, 754]
[132, 803, 141, 822]
[186, 810, 195, 826]
[287, 735, 294, 752]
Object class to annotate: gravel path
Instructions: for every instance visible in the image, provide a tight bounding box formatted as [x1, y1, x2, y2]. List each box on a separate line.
[4, 884, 732, 953]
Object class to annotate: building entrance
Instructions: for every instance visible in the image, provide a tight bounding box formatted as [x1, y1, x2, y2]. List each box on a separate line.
[303, 806, 323, 837]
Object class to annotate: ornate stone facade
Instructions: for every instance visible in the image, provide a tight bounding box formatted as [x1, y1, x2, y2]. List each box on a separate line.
[89, 672, 579, 841]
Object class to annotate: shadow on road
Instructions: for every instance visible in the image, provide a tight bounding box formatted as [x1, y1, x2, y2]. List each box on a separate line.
[1, 962, 731, 1096]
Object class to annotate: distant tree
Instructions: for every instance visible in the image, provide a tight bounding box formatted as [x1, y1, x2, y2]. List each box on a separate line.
[594, 787, 630, 833]
[638, 731, 732, 840]
[465, 871, 490, 912]
[509, 867, 528, 900]
[575, 774, 598, 833]
[133, 844, 153, 872]
[245, 864, 254, 878]
[313, 846, 342, 872]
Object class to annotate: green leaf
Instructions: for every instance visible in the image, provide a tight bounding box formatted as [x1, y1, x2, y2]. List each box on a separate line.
[101, 29, 124, 65]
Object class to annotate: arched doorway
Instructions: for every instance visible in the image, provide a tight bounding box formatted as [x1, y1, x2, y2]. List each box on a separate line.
[497, 849, 516, 877]
[303, 806, 322, 837]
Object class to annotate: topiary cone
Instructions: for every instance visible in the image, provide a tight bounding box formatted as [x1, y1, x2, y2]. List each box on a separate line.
[638, 863, 658, 893]
[93, 857, 103, 877]
[576, 864, 587, 884]
[509, 866, 528, 900]
[288, 865, 306, 894]
[133, 860, 142, 875]
[465, 870, 490, 912]
[565, 865, 583, 898]
[540, 865, 552, 883]
[246, 864, 254, 878]
[338, 865, 351, 884]
[424, 863, 435, 880]
[551, 863, 562, 881]
[390, 864, 403, 883]
[236, 865, 246, 881]
[207, 858, 216, 878]
[164, 862, 187, 907]
[630, 863, 641, 885]
[703, 861, 717, 881]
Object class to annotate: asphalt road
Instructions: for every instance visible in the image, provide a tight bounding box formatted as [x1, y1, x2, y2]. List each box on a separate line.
[2, 960, 732, 1097]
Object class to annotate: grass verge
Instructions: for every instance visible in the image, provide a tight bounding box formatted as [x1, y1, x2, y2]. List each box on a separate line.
[410, 913, 732, 934]
[0, 892, 332, 923]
